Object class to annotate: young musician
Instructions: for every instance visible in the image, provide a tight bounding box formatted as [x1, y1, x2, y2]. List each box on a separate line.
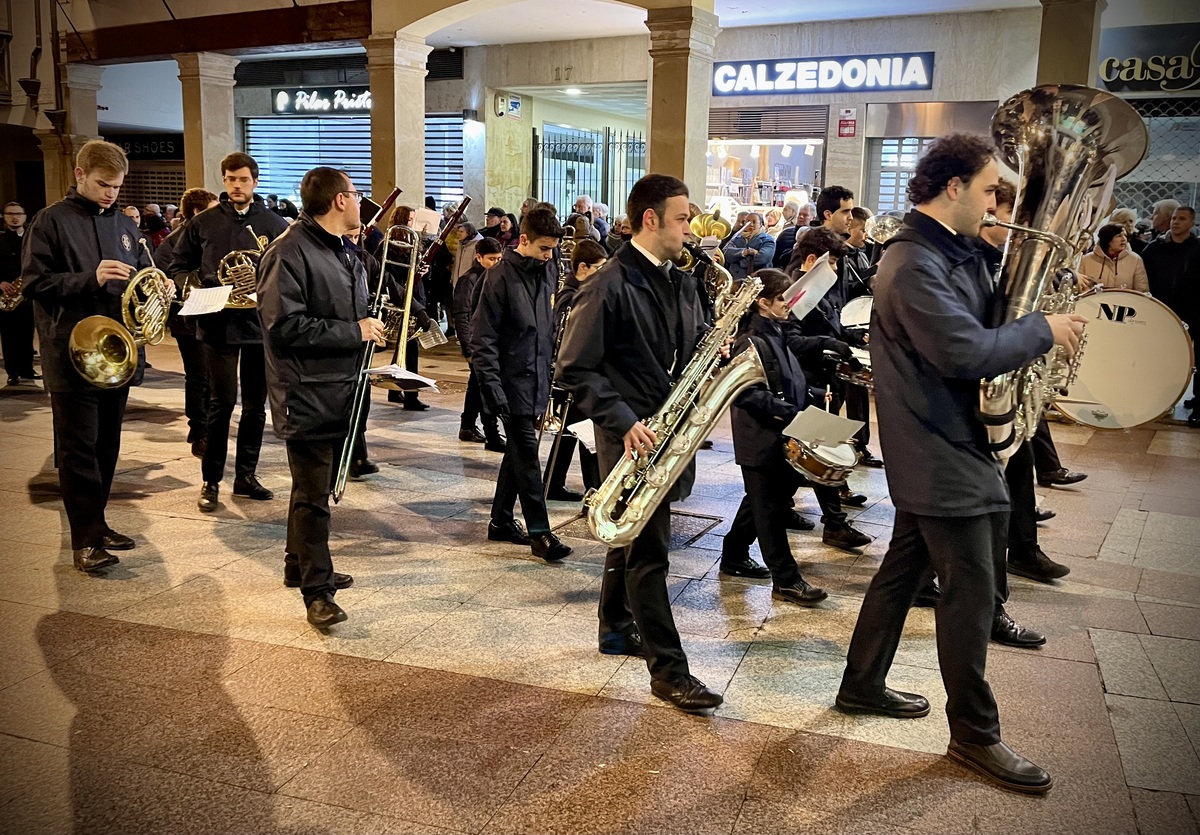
[470, 206, 573, 562]
[21, 140, 151, 572]
[257, 167, 380, 628]
[168, 152, 289, 513]
[1, 201, 38, 386]
[557, 174, 722, 715]
[452, 236, 505, 450]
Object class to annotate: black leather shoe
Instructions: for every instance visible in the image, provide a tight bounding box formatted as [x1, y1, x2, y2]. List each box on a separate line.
[772, 581, 828, 606]
[991, 611, 1046, 648]
[599, 629, 645, 657]
[73, 546, 120, 573]
[488, 519, 530, 545]
[306, 595, 348, 628]
[102, 529, 135, 551]
[651, 674, 723, 715]
[233, 474, 274, 500]
[404, 398, 430, 411]
[1007, 548, 1070, 583]
[458, 427, 487, 443]
[388, 390, 403, 403]
[839, 486, 868, 506]
[190, 439, 207, 460]
[1186, 398, 1197, 409]
[785, 511, 816, 531]
[1034, 506, 1056, 523]
[6, 376, 19, 386]
[947, 739, 1053, 795]
[858, 450, 884, 468]
[1037, 467, 1087, 487]
[546, 487, 585, 502]
[531, 532, 572, 562]
[823, 524, 872, 551]
[1189, 412, 1200, 428]
[835, 687, 930, 718]
[719, 556, 772, 579]
[699, 439, 715, 450]
[485, 437, 507, 453]
[285, 572, 354, 590]
[28, 372, 42, 380]
[349, 459, 379, 478]
[198, 482, 219, 512]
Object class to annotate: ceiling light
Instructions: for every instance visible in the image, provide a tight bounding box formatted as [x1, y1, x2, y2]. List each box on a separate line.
[804, 144, 815, 156]
[781, 145, 792, 157]
[564, 88, 582, 96]
[750, 144, 760, 158]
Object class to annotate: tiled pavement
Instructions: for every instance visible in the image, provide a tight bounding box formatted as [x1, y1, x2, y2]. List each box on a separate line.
[0, 340, 1198, 835]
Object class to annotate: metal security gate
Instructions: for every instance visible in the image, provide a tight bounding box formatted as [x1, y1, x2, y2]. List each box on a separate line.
[1114, 97, 1200, 217]
[532, 127, 645, 218]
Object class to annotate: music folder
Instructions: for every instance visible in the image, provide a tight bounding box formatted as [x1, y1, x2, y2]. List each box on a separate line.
[178, 285, 232, 316]
[367, 365, 440, 393]
[782, 407, 863, 447]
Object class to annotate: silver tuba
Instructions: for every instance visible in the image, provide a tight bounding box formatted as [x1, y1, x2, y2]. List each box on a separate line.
[978, 84, 1147, 459]
[585, 276, 767, 547]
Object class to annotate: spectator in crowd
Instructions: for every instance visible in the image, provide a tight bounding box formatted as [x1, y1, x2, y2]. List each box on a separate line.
[123, 205, 141, 227]
[497, 213, 520, 249]
[1108, 208, 1144, 254]
[605, 214, 630, 254]
[480, 206, 506, 239]
[1148, 199, 1180, 243]
[593, 202, 610, 241]
[771, 194, 811, 268]
[1143, 206, 1198, 310]
[1078, 223, 1149, 292]
[723, 213, 776, 279]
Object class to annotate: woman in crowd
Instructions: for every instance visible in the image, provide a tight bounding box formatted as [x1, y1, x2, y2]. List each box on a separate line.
[1078, 222, 1149, 293]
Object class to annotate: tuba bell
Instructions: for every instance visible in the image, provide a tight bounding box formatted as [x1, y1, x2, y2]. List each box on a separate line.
[218, 225, 266, 309]
[977, 83, 1148, 458]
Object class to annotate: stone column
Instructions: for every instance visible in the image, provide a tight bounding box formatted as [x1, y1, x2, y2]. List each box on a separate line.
[37, 63, 104, 201]
[645, 7, 719, 200]
[175, 53, 240, 194]
[364, 32, 431, 206]
[1037, 0, 1107, 86]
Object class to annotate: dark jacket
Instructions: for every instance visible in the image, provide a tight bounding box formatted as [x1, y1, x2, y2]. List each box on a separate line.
[469, 248, 556, 416]
[556, 242, 707, 500]
[772, 223, 807, 268]
[156, 224, 196, 338]
[872, 210, 1053, 517]
[168, 195, 289, 346]
[257, 214, 370, 441]
[452, 261, 486, 358]
[731, 314, 808, 467]
[0, 229, 23, 283]
[1142, 233, 1199, 313]
[723, 230, 776, 279]
[20, 188, 150, 392]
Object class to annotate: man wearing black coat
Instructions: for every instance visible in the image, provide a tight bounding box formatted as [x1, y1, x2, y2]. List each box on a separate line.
[556, 174, 722, 715]
[836, 135, 1086, 795]
[21, 140, 151, 572]
[470, 207, 572, 562]
[169, 152, 289, 513]
[452, 236, 505, 448]
[258, 167, 383, 628]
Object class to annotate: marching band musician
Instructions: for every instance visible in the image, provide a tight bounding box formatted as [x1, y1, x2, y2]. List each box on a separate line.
[556, 173, 723, 715]
[168, 152, 289, 513]
[836, 134, 1086, 795]
[470, 206, 573, 563]
[258, 167, 379, 628]
[1, 201, 38, 386]
[20, 140, 150, 572]
[374, 205, 434, 411]
[452, 236, 506, 451]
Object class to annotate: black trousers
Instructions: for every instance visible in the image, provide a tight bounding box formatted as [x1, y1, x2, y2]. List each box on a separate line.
[1030, 417, 1061, 478]
[827, 378, 872, 451]
[842, 509, 1007, 746]
[284, 438, 342, 605]
[175, 333, 209, 443]
[491, 413, 550, 534]
[0, 304, 36, 378]
[202, 343, 267, 484]
[1005, 441, 1038, 562]
[543, 400, 600, 492]
[51, 388, 129, 549]
[461, 362, 500, 436]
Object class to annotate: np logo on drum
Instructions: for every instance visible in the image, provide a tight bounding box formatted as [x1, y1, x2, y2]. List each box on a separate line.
[1097, 303, 1139, 324]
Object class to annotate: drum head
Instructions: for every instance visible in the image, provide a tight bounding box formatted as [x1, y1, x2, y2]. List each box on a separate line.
[1056, 289, 1194, 429]
[841, 296, 873, 329]
[850, 347, 871, 367]
[813, 443, 859, 467]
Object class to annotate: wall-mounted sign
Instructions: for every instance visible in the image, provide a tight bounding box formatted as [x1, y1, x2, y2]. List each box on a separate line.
[108, 133, 184, 161]
[272, 87, 372, 115]
[838, 107, 857, 138]
[507, 94, 523, 121]
[713, 53, 934, 96]
[1097, 23, 1200, 96]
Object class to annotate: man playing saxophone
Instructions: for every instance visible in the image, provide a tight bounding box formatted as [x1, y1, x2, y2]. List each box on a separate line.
[556, 173, 723, 715]
[836, 134, 1086, 794]
[20, 140, 150, 572]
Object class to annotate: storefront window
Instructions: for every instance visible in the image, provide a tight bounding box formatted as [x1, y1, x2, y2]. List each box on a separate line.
[866, 136, 935, 214]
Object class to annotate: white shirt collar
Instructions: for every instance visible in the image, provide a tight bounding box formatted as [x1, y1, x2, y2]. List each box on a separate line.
[630, 238, 668, 269]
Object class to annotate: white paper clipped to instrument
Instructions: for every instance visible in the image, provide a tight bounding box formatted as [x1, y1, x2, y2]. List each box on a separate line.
[784, 255, 838, 321]
[368, 365, 440, 392]
[417, 327, 448, 349]
[178, 285, 232, 316]
[783, 407, 864, 447]
[566, 419, 596, 453]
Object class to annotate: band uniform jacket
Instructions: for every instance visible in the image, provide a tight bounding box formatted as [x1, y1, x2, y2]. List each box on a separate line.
[168, 195, 288, 346]
[20, 187, 151, 392]
[731, 314, 808, 467]
[555, 242, 707, 501]
[155, 223, 197, 338]
[257, 214, 370, 442]
[469, 248, 556, 417]
[452, 261, 486, 359]
[872, 210, 1053, 517]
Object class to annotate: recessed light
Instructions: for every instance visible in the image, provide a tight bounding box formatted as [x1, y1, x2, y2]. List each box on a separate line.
[564, 88, 582, 96]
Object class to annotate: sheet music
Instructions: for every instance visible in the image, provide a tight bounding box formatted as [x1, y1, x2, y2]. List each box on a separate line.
[178, 285, 232, 316]
[412, 207, 441, 235]
[782, 407, 864, 446]
[367, 365, 440, 393]
[566, 419, 596, 454]
[417, 327, 448, 349]
[784, 256, 838, 321]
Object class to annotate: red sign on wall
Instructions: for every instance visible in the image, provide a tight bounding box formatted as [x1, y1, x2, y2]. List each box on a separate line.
[838, 119, 857, 138]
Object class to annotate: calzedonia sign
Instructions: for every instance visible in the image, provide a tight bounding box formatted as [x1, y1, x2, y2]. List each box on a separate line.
[272, 87, 372, 115]
[1097, 23, 1200, 95]
[713, 52, 935, 96]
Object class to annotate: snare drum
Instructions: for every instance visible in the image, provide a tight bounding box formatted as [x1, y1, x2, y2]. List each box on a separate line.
[834, 348, 873, 389]
[784, 439, 859, 486]
[840, 296, 873, 331]
[1056, 288, 1193, 430]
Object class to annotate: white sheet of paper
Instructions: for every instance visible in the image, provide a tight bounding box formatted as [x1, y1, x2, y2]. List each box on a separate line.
[784, 256, 838, 321]
[179, 285, 232, 316]
[367, 365, 440, 393]
[417, 327, 448, 349]
[412, 207, 441, 235]
[566, 419, 596, 454]
[782, 407, 864, 446]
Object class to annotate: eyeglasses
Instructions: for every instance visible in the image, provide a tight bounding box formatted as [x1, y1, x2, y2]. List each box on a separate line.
[3, 211, 25, 217]
[340, 191, 363, 202]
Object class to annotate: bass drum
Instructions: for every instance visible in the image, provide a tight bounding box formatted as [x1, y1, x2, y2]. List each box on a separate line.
[1056, 288, 1194, 430]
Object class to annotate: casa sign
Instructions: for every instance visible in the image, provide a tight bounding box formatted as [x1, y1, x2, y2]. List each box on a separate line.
[1097, 23, 1200, 95]
[272, 87, 372, 115]
[712, 52, 935, 96]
